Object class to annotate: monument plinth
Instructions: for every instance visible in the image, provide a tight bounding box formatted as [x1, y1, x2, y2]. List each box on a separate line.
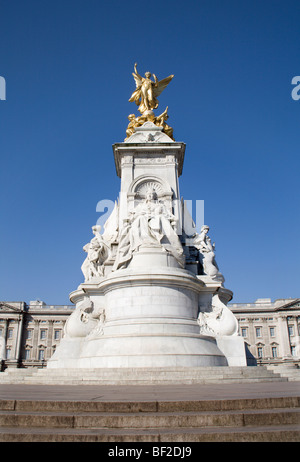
[48, 65, 246, 370]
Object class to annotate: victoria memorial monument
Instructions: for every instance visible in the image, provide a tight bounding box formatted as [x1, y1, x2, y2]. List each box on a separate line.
[48, 64, 247, 370]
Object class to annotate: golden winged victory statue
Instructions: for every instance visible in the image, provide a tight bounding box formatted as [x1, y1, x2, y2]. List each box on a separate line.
[129, 63, 174, 115]
[125, 63, 175, 140]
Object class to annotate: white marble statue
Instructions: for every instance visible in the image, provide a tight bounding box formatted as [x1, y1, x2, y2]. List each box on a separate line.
[81, 225, 110, 281]
[102, 200, 119, 244]
[86, 309, 106, 339]
[113, 189, 184, 270]
[48, 112, 247, 370]
[198, 293, 238, 337]
[64, 297, 99, 338]
[193, 225, 224, 281]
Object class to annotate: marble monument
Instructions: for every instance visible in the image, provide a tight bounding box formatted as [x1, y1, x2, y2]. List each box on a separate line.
[48, 64, 246, 369]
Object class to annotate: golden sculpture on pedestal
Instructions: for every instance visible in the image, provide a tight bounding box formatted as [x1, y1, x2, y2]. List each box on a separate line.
[125, 63, 174, 141]
[129, 63, 174, 115]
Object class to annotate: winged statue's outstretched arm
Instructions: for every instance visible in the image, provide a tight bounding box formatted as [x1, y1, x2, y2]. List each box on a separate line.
[132, 63, 143, 87]
[134, 63, 141, 78]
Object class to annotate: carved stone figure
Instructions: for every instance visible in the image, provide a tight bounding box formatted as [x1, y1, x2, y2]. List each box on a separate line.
[81, 225, 110, 281]
[197, 293, 238, 337]
[64, 297, 99, 338]
[102, 200, 119, 244]
[130, 190, 166, 250]
[113, 188, 184, 270]
[193, 225, 224, 281]
[86, 309, 106, 339]
[112, 218, 132, 270]
[129, 63, 174, 115]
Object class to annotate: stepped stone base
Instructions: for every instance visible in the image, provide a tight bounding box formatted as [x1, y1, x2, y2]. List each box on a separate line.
[0, 392, 299, 442]
[0, 365, 288, 385]
[267, 364, 300, 381]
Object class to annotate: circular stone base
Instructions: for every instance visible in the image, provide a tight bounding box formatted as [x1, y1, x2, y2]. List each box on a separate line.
[77, 334, 228, 368]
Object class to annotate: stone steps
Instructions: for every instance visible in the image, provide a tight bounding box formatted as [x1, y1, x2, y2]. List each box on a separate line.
[1, 424, 299, 442]
[0, 366, 287, 385]
[2, 396, 298, 412]
[1, 407, 299, 428]
[0, 396, 299, 442]
[1, 424, 300, 442]
[267, 365, 300, 381]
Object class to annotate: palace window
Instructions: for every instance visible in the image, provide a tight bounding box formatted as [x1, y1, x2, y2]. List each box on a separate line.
[25, 349, 31, 360]
[26, 330, 32, 339]
[40, 330, 47, 340]
[257, 347, 263, 358]
[8, 328, 13, 339]
[54, 330, 61, 340]
[288, 326, 294, 336]
[255, 327, 262, 337]
[241, 328, 247, 337]
[270, 327, 275, 337]
[38, 349, 45, 360]
[291, 346, 296, 357]
[272, 347, 278, 358]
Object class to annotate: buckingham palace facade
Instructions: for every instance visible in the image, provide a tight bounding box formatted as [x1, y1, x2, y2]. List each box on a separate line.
[0, 297, 299, 370]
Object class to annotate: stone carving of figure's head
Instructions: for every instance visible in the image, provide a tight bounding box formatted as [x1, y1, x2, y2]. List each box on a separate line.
[92, 225, 101, 235]
[145, 188, 157, 201]
[201, 225, 209, 234]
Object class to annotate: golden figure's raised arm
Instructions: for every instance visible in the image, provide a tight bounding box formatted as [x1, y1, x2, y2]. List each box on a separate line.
[133, 63, 143, 86]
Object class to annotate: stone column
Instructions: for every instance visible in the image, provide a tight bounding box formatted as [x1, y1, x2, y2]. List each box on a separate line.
[32, 319, 39, 361]
[46, 320, 54, 359]
[15, 314, 24, 366]
[119, 155, 133, 226]
[0, 320, 8, 361]
[246, 318, 256, 357]
[261, 317, 269, 358]
[277, 315, 292, 359]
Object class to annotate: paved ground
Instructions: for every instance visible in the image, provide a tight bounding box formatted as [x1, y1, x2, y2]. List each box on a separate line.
[1, 381, 299, 402]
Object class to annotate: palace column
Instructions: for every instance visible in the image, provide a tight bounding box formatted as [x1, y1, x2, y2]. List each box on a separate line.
[277, 315, 292, 360]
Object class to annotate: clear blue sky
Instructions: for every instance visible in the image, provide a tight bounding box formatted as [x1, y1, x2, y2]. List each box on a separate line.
[0, 0, 299, 305]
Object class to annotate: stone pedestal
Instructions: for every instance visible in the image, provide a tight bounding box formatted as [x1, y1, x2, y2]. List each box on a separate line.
[49, 246, 227, 368]
[48, 122, 246, 371]
[216, 336, 247, 367]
